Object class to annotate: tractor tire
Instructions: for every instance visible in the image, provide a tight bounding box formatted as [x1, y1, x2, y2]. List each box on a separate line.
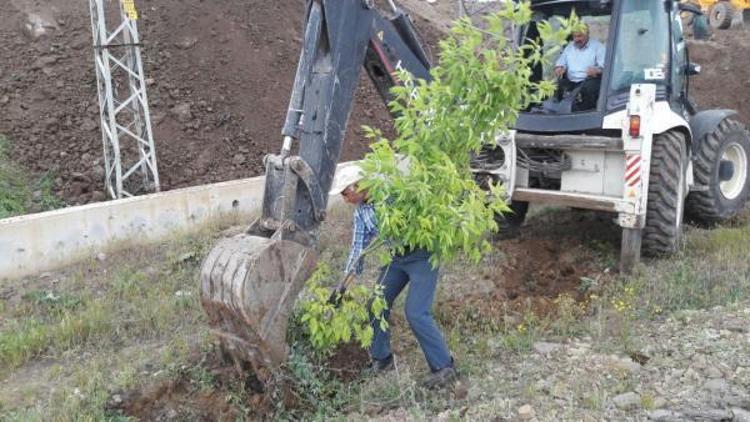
[643, 131, 688, 256]
[686, 118, 750, 224]
[709, 2, 735, 29]
[494, 200, 528, 239]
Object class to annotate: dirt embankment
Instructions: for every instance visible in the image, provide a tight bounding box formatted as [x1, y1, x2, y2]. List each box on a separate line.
[688, 29, 750, 124]
[0, 0, 442, 205]
[2, 0, 748, 206]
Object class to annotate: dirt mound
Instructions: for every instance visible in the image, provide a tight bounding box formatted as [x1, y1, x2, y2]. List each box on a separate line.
[112, 341, 369, 420]
[0, 0, 441, 205]
[688, 29, 750, 123]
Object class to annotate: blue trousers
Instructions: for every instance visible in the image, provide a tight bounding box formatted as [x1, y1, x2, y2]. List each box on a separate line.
[370, 249, 452, 372]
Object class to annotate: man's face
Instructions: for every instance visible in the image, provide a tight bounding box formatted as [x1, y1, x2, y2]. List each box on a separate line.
[572, 31, 589, 48]
[341, 183, 367, 205]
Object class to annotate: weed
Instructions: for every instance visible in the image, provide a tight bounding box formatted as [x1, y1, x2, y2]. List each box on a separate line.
[640, 391, 656, 410]
[274, 343, 355, 419]
[0, 135, 63, 218]
[0, 135, 30, 218]
[0, 318, 48, 368]
[497, 306, 546, 353]
[21, 290, 83, 314]
[549, 293, 587, 337]
[30, 170, 64, 212]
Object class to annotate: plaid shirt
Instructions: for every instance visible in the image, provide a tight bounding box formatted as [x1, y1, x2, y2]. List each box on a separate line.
[344, 202, 378, 276]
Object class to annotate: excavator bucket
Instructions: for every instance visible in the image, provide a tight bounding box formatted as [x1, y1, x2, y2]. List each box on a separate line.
[200, 233, 318, 380]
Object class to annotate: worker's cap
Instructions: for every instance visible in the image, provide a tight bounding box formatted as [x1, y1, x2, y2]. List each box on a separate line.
[328, 155, 411, 196]
[329, 163, 364, 195]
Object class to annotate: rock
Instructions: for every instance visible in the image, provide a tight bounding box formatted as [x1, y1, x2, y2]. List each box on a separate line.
[703, 378, 730, 394]
[533, 342, 562, 355]
[170, 103, 192, 123]
[71, 172, 91, 183]
[70, 38, 88, 50]
[152, 112, 167, 126]
[81, 119, 98, 132]
[649, 409, 683, 421]
[705, 366, 723, 379]
[651, 397, 667, 409]
[175, 36, 198, 49]
[96, 252, 107, 262]
[0, 95, 9, 105]
[725, 391, 750, 408]
[92, 165, 105, 181]
[732, 407, 750, 422]
[232, 153, 246, 165]
[682, 409, 733, 420]
[44, 117, 59, 133]
[21, 13, 58, 39]
[32, 56, 60, 70]
[612, 392, 641, 410]
[111, 394, 122, 405]
[91, 191, 107, 202]
[611, 356, 642, 374]
[682, 367, 702, 382]
[518, 404, 535, 420]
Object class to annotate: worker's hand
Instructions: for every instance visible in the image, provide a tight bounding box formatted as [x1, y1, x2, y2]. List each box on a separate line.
[586, 66, 601, 78]
[327, 284, 347, 307]
[554, 66, 566, 79]
[327, 272, 356, 307]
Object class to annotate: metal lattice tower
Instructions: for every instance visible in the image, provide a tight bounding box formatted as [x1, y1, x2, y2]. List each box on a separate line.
[89, 0, 159, 199]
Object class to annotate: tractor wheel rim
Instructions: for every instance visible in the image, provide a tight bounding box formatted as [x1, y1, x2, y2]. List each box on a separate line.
[720, 143, 748, 200]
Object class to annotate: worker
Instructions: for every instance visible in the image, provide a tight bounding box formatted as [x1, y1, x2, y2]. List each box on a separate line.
[329, 163, 457, 389]
[553, 24, 606, 111]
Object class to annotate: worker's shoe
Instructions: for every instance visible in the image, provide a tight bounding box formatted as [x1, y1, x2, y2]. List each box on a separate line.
[422, 365, 457, 390]
[364, 355, 394, 376]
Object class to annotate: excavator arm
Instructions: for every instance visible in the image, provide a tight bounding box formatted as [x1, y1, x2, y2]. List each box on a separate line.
[200, 0, 432, 381]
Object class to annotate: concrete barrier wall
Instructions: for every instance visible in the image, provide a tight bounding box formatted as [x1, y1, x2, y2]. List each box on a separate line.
[0, 177, 265, 280]
[0, 161, 359, 280]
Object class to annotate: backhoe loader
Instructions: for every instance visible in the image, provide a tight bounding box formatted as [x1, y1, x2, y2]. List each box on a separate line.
[200, 0, 750, 381]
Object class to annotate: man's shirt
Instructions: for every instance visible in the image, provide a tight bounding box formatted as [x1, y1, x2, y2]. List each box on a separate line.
[345, 202, 378, 276]
[555, 39, 606, 83]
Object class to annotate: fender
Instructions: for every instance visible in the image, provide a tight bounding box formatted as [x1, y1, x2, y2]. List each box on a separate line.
[603, 101, 692, 148]
[688, 109, 738, 156]
[603, 102, 691, 135]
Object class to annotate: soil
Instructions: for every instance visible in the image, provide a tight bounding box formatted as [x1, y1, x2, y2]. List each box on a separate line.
[111, 349, 259, 421]
[112, 341, 370, 420]
[688, 29, 750, 124]
[0, 0, 443, 204]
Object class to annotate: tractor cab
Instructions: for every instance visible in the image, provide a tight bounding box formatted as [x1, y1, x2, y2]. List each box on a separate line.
[516, 0, 693, 134]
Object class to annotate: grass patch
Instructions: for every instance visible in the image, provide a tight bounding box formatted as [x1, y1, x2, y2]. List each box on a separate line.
[0, 264, 203, 371]
[610, 222, 750, 318]
[0, 135, 63, 218]
[0, 135, 30, 218]
[2, 206, 750, 420]
[0, 224, 222, 419]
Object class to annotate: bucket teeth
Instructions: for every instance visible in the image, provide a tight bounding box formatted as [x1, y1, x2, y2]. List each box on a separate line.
[200, 234, 318, 378]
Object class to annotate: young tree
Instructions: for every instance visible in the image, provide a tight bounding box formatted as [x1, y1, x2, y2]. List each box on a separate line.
[360, 2, 577, 263]
[300, 2, 579, 351]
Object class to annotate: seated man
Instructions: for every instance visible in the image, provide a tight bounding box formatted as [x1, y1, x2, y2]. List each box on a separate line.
[553, 25, 606, 111]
